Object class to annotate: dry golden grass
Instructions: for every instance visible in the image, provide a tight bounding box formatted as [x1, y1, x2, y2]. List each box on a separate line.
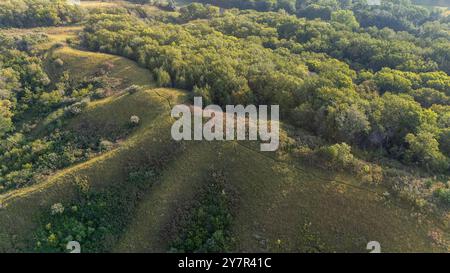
[80, 0, 123, 9]
[50, 46, 154, 86]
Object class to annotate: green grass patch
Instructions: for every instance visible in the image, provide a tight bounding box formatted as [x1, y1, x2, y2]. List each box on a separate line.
[49, 46, 154, 87]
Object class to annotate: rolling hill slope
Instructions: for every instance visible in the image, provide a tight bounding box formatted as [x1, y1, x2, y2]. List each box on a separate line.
[0, 28, 448, 253]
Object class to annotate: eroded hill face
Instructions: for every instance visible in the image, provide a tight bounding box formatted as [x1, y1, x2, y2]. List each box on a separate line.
[0, 1, 449, 253]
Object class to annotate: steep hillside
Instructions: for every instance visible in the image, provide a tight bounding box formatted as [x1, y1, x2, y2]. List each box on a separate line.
[117, 139, 447, 252]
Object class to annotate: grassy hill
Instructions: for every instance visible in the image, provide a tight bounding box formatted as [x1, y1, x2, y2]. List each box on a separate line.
[0, 1, 448, 252]
[0, 35, 447, 252]
[117, 139, 446, 252]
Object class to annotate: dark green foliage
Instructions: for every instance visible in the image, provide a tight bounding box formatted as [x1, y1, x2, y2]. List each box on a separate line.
[434, 187, 450, 205]
[34, 191, 121, 253]
[194, 0, 279, 12]
[297, 222, 327, 253]
[170, 170, 234, 253]
[192, 0, 444, 34]
[33, 162, 165, 252]
[179, 3, 220, 21]
[80, 6, 450, 174]
[0, 0, 84, 28]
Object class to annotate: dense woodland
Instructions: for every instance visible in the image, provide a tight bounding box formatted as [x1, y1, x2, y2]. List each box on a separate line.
[81, 1, 450, 173]
[0, 0, 84, 28]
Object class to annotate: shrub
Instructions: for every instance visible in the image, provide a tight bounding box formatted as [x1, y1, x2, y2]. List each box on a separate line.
[65, 103, 83, 116]
[53, 58, 64, 67]
[53, 42, 65, 49]
[100, 61, 115, 73]
[50, 203, 65, 215]
[154, 68, 171, 87]
[35, 194, 116, 253]
[405, 131, 448, 172]
[180, 3, 220, 21]
[125, 85, 142, 95]
[0, 100, 13, 137]
[170, 169, 233, 253]
[93, 88, 107, 99]
[130, 115, 140, 126]
[317, 143, 354, 170]
[99, 140, 114, 152]
[128, 169, 157, 187]
[435, 188, 450, 205]
[65, 100, 89, 116]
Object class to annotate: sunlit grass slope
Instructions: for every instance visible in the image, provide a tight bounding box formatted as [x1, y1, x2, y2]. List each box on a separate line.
[49, 46, 154, 87]
[115, 139, 446, 253]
